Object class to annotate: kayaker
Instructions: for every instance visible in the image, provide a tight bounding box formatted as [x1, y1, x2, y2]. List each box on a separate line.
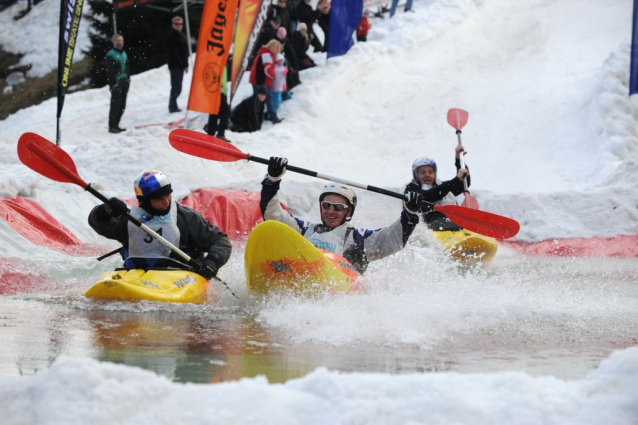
[259, 157, 424, 274]
[407, 145, 470, 230]
[88, 170, 232, 280]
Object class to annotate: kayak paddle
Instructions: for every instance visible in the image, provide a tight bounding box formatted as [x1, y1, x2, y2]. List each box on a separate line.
[17, 132, 237, 298]
[169, 129, 520, 239]
[447, 108, 480, 210]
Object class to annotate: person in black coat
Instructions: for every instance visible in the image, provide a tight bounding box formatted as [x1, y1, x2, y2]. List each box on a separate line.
[166, 16, 190, 113]
[316, 0, 330, 53]
[291, 23, 316, 70]
[295, 0, 322, 52]
[229, 86, 267, 133]
[267, 0, 291, 35]
[257, 17, 280, 51]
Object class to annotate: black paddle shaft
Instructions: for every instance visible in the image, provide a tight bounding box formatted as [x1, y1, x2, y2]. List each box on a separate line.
[246, 154, 405, 201]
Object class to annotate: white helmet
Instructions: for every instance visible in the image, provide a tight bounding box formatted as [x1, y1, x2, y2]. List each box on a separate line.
[319, 184, 357, 221]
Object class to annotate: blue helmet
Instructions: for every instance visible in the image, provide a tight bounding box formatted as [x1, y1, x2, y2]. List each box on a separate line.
[411, 157, 437, 183]
[134, 170, 173, 200]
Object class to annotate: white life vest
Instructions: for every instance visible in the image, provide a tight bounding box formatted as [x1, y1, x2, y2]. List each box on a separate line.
[126, 201, 180, 262]
[304, 224, 354, 257]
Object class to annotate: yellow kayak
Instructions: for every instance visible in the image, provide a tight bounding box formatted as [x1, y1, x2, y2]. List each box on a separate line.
[244, 221, 362, 295]
[433, 228, 498, 262]
[85, 269, 211, 304]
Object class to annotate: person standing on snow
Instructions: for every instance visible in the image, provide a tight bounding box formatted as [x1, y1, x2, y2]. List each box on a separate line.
[205, 65, 231, 143]
[166, 16, 190, 113]
[259, 157, 424, 274]
[357, 9, 371, 42]
[250, 39, 283, 124]
[105, 34, 130, 134]
[88, 170, 231, 280]
[271, 53, 288, 115]
[406, 145, 470, 230]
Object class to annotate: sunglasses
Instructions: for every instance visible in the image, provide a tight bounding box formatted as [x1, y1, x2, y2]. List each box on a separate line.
[321, 201, 349, 211]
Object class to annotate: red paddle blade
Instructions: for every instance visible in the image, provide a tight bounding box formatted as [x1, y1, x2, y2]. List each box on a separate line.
[17, 132, 87, 188]
[447, 108, 469, 131]
[461, 192, 480, 210]
[434, 204, 519, 239]
[169, 129, 248, 162]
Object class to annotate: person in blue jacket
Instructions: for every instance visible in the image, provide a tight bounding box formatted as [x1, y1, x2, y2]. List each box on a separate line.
[105, 34, 130, 134]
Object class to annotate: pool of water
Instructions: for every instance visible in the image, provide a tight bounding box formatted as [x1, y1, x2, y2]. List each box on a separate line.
[1, 246, 637, 383]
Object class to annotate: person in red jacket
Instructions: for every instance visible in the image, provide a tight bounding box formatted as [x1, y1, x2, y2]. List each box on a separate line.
[357, 9, 371, 42]
[249, 39, 283, 124]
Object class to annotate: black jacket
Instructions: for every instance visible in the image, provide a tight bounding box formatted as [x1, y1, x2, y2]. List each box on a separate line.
[230, 94, 265, 133]
[166, 29, 189, 69]
[413, 158, 470, 230]
[317, 12, 330, 50]
[296, 1, 319, 27]
[267, 5, 291, 33]
[88, 202, 231, 271]
[291, 31, 312, 64]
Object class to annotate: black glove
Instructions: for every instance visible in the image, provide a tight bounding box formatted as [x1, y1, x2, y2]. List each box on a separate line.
[105, 197, 128, 217]
[267, 157, 288, 180]
[197, 259, 219, 280]
[403, 187, 423, 215]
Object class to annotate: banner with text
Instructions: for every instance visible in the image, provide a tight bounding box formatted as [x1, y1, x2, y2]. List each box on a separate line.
[56, 0, 85, 144]
[230, 0, 268, 100]
[188, 0, 239, 114]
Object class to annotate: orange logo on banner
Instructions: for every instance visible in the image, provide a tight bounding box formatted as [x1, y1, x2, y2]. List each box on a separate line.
[188, 0, 239, 114]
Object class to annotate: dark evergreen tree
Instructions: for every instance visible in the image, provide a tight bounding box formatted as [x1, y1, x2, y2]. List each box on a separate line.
[83, 0, 202, 88]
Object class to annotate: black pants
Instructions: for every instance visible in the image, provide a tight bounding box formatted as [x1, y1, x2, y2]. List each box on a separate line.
[108, 80, 129, 129]
[169, 68, 184, 111]
[207, 93, 230, 137]
[357, 35, 367, 42]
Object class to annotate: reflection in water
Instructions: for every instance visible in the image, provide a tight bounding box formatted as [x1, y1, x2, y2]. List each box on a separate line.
[1, 248, 637, 383]
[82, 308, 320, 384]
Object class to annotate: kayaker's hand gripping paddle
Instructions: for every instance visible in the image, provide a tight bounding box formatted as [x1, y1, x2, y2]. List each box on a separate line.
[447, 108, 479, 210]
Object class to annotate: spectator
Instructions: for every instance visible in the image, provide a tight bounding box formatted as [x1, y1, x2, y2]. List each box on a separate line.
[357, 9, 371, 42]
[291, 23, 316, 70]
[286, 0, 299, 34]
[276, 26, 301, 90]
[296, 0, 322, 52]
[249, 39, 283, 124]
[229, 86, 267, 133]
[390, 0, 413, 17]
[317, 0, 331, 53]
[166, 16, 189, 113]
[272, 53, 288, 114]
[205, 66, 231, 143]
[267, 0, 291, 36]
[105, 34, 130, 134]
[257, 16, 281, 50]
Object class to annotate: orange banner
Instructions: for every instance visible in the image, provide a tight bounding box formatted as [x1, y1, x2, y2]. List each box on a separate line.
[188, 0, 239, 114]
[230, 0, 269, 100]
